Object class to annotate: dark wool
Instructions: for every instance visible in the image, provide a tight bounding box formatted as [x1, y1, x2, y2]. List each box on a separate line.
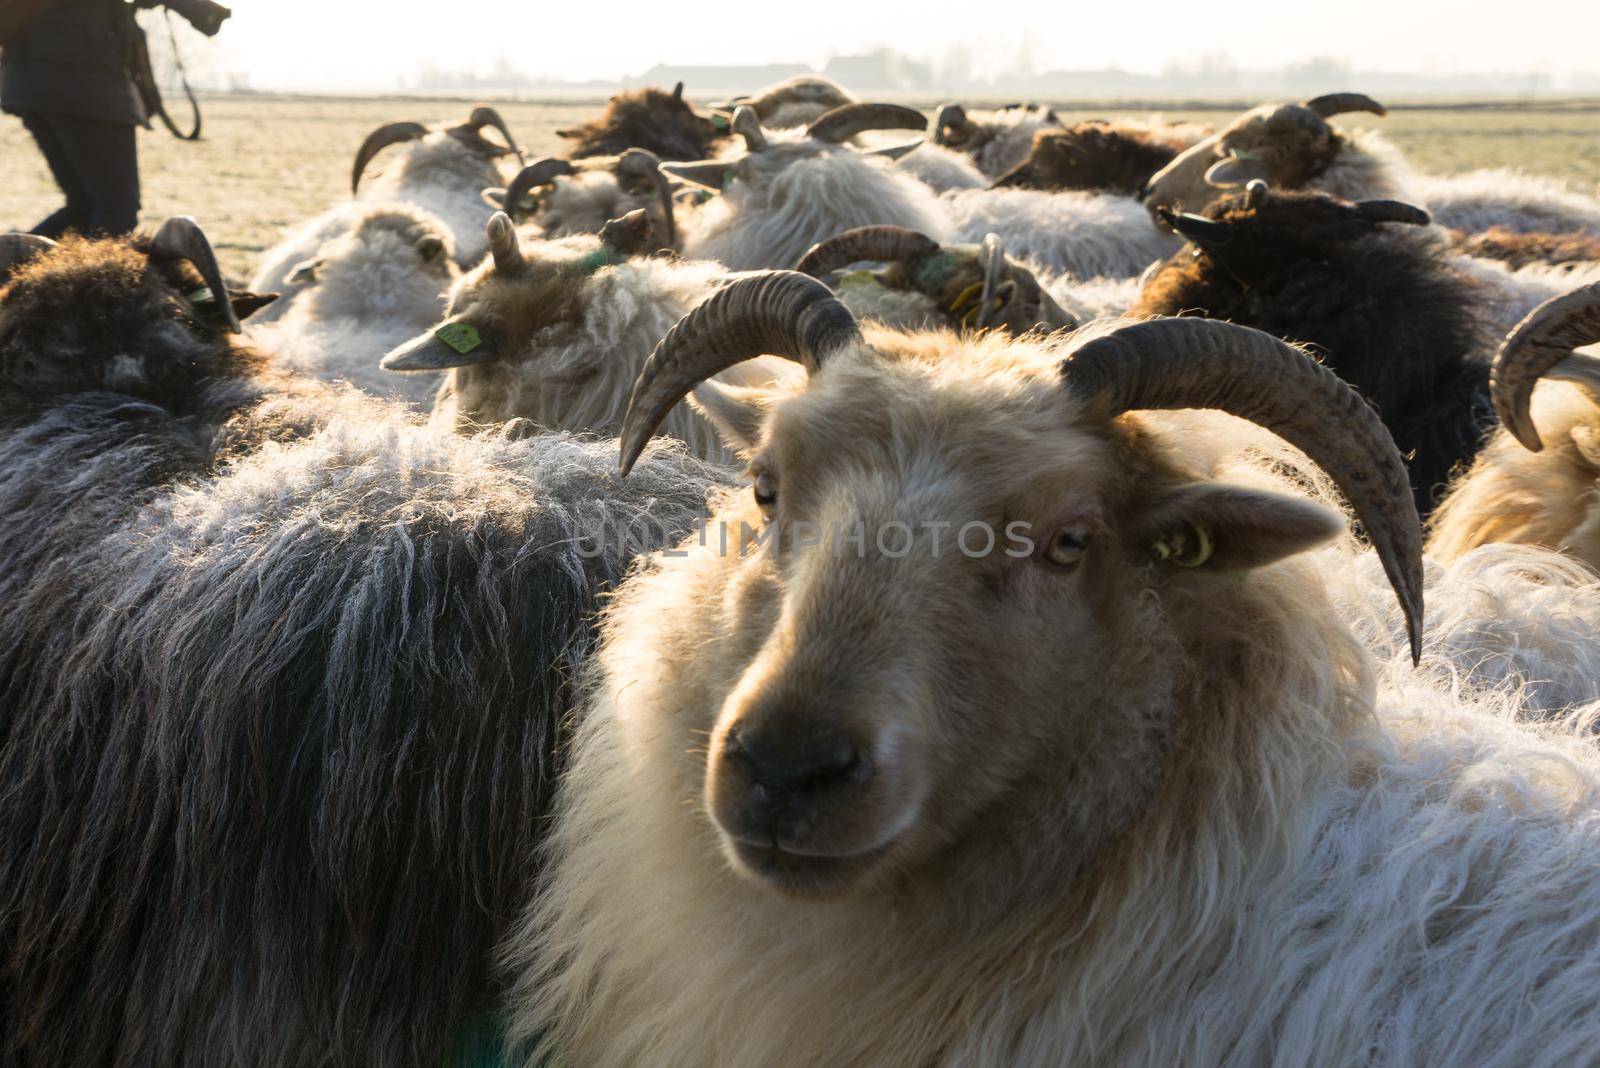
[0, 234, 726, 1066]
[994, 122, 1182, 195]
[1452, 226, 1600, 270]
[1135, 189, 1495, 516]
[559, 86, 727, 162]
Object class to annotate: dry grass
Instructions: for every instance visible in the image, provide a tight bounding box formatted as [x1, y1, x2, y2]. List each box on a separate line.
[3, 95, 1598, 280]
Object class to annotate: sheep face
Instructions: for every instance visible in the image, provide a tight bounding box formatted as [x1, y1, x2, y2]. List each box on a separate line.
[674, 330, 1348, 900]
[0, 235, 271, 419]
[1144, 104, 1348, 223]
[285, 208, 455, 314]
[557, 85, 725, 161]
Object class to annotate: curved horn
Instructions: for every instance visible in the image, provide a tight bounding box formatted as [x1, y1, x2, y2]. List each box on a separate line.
[460, 104, 524, 163]
[795, 225, 942, 276]
[732, 105, 767, 152]
[1355, 199, 1431, 227]
[619, 271, 861, 474]
[619, 148, 676, 249]
[1302, 93, 1387, 119]
[151, 216, 240, 333]
[599, 209, 655, 257]
[351, 120, 429, 193]
[1491, 281, 1600, 451]
[934, 103, 968, 145]
[1157, 207, 1234, 249]
[486, 211, 525, 273]
[0, 233, 58, 278]
[1062, 316, 1424, 662]
[807, 103, 928, 144]
[502, 157, 578, 214]
[976, 233, 1005, 330]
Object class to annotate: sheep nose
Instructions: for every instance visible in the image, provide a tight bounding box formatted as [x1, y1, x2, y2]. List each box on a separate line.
[723, 725, 867, 799]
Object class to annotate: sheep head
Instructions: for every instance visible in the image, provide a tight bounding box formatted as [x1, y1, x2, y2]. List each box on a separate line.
[1135, 184, 1433, 322]
[934, 101, 1060, 155]
[712, 75, 858, 130]
[797, 225, 1076, 335]
[1142, 93, 1386, 224]
[381, 209, 662, 376]
[1490, 281, 1600, 454]
[658, 103, 927, 196]
[556, 82, 726, 161]
[484, 150, 678, 249]
[612, 272, 1423, 899]
[285, 208, 455, 293]
[991, 120, 1201, 196]
[0, 219, 276, 414]
[351, 104, 522, 194]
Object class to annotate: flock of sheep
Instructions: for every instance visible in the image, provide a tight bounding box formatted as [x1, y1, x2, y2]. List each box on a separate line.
[3, 73, 1600, 1066]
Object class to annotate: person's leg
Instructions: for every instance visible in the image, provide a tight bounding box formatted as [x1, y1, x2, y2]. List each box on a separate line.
[44, 114, 142, 237]
[20, 114, 93, 237]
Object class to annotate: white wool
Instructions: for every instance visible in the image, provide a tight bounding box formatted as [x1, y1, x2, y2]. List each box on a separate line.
[1043, 270, 1146, 321]
[251, 316, 442, 407]
[1410, 167, 1600, 238]
[943, 186, 1182, 279]
[963, 106, 1061, 178]
[249, 200, 381, 308]
[888, 142, 988, 193]
[1452, 254, 1600, 338]
[533, 170, 670, 245]
[356, 132, 511, 266]
[680, 136, 953, 271]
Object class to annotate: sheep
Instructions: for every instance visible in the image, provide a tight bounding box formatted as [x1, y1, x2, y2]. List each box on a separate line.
[1143, 92, 1600, 240]
[713, 74, 858, 131]
[661, 103, 948, 270]
[0, 223, 725, 1067]
[1450, 225, 1600, 270]
[494, 273, 1600, 1068]
[380, 210, 783, 463]
[349, 105, 523, 266]
[244, 205, 458, 405]
[990, 117, 1213, 196]
[1428, 280, 1600, 572]
[889, 141, 990, 194]
[554, 81, 727, 161]
[932, 101, 1063, 179]
[941, 184, 1183, 280]
[1134, 183, 1492, 517]
[483, 149, 678, 250]
[796, 224, 1076, 334]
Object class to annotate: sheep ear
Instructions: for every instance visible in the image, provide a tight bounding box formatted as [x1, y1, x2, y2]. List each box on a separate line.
[1205, 154, 1268, 189]
[690, 380, 777, 453]
[1572, 425, 1600, 468]
[287, 257, 324, 285]
[482, 186, 507, 208]
[865, 139, 924, 161]
[659, 160, 736, 190]
[415, 235, 447, 262]
[381, 321, 495, 371]
[1134, 483, 1343, 573]
[228, 290, 279, 320]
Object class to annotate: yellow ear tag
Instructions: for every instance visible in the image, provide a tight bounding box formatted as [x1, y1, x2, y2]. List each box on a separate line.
[949, 280, 984, 318]
[435, 321, 482, 355]
[837, 269, 885, 293]
[1151, 522, 1214, 568]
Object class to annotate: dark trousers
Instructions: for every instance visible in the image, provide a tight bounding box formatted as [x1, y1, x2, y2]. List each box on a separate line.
[20, 112, 141, 238]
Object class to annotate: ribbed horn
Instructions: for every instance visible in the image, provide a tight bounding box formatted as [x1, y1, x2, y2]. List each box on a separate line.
[1302, 93, 1387, 119]
[502, 157, 578, 214]
[619, 271, 862, 474]
[459, 104, 523, 163]
[1062, 316, 1424, 662]
[807, 103, 928, 144]
[1491, 281, 1600, 452]
[796, 225, 942, 276]
[0, 233, 58, 278]
[486, 211, 524, 273]
[732, 105, 767, 152]
[351, 120, 429, 193]
[150, 216, 240, 333]
[934, 103, 968, 145]
[1355, 199, 1431, 226]
[599, 209, 654, 257]
[618, 148, 676, 249]
[976, 233, 1005, 330]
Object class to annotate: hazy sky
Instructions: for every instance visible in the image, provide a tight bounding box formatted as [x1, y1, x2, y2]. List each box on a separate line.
[197, 0, 1596, 91]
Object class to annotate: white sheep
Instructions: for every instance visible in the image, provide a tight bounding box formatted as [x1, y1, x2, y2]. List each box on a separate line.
[931, 101, 1063, 178]
[349, 105, 523, 266]
[246, 204, 458, 405]
[943, 184, 1183, 279]
[380, 210, 784, 462]
[662, 104, 948, 270]
[482, 150, 678, 250]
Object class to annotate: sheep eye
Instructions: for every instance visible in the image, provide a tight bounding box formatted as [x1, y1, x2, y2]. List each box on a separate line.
[753, 472, 777, 511]
[1044, 529, 1088, 568]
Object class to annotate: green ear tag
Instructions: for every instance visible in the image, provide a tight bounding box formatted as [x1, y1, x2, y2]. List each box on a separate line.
[435, 321, 482, 355]
[721, 171, 735, 193]
[711, 113, 730, 130]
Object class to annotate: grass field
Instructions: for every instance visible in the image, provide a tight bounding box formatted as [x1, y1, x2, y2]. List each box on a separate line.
[3, 95, 1598, 280]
